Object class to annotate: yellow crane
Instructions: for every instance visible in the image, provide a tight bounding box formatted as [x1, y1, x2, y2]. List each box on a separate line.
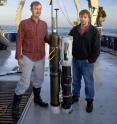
[0, 0, 26, 30]
[74, 0, 99, 26]
[16, 0, 26, 30]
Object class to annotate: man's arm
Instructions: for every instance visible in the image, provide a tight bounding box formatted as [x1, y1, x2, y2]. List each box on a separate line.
[68, 28, 74, 36]
[88, 29, 101, 63]
[44, 23, 50, 45]
[15, 21, 25, 60]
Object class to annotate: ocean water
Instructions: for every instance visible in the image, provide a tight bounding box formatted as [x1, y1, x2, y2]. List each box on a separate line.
[0, 25, 70, 35]
[1, 25, 117, 36]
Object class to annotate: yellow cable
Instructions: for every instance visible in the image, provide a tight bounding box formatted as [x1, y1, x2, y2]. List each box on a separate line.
[48, 48, 56, 60]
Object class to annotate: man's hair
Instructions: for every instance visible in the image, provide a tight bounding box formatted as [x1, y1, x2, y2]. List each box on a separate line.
[79, 9, 91, 19]
[30, 1, 41, 9]
[99, 7, 103, 10]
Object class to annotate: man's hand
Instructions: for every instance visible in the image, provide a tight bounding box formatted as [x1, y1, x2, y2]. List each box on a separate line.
[86, 60, 89, 63]
[18, 58, 24, 68]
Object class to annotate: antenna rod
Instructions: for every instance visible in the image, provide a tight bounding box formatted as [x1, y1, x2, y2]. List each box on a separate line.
[50, 0, 54, 33]
[54, 8, 59, 34]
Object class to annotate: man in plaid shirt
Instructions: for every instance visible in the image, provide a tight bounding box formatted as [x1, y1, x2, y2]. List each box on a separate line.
[12, 1, 50, 118]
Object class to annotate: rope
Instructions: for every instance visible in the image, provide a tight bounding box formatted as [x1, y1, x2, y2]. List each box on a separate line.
[61, 0, 73, 25]
[56, 0, 73, 26]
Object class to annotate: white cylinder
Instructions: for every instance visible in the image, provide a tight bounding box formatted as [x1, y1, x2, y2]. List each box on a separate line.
[50, 106, 60, 114]
[61, 36, 73, 66]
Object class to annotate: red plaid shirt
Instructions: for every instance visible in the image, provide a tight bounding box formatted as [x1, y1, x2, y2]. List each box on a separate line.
[15, 17, 49, 61]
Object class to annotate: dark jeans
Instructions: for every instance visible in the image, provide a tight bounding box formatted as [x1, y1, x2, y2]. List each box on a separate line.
[72, 57, 94, 100]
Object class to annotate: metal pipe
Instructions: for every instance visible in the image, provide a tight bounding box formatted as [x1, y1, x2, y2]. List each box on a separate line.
[54, 8, 59, 34]
[49, 33, 60, 113]
[50, 0, 54, 33]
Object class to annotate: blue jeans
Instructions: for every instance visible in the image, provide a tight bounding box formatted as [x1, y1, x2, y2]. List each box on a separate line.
[72, 57, 94, 100]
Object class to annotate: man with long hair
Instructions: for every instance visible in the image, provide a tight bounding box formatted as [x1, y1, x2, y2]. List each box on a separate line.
[69, 9, 100, 113]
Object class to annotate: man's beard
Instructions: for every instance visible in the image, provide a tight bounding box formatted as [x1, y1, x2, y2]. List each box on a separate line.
[34, 14, 40, 18]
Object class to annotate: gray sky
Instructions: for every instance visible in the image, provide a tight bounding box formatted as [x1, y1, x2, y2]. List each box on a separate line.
[0, 0, 117, 29]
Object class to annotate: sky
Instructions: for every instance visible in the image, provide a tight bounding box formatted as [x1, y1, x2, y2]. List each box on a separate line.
[0, 0, 117, 29]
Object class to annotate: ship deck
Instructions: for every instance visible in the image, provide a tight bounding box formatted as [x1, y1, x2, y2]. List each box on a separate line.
[0, 46, 117, 124]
